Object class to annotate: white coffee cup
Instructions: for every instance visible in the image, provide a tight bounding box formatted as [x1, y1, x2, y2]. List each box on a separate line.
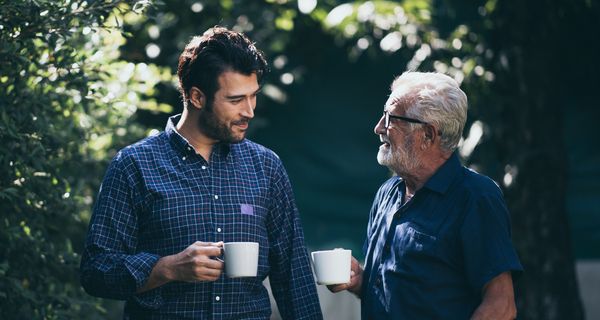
[223, 242, 259, 278]
[311, 248, 351, 285]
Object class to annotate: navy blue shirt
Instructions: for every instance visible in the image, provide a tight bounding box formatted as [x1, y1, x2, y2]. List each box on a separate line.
[362, 153, 523, 319]
[80, 115, 322, 319]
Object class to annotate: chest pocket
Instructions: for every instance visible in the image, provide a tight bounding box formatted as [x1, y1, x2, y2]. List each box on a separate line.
[389, 223, 438, 270]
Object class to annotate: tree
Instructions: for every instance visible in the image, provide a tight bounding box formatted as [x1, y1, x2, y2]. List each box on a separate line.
[465, 0, 599, 318]
[0, 1, 168, 318]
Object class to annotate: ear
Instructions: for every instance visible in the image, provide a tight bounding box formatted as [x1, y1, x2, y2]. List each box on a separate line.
[422, 124, 437, 149]
[188, 87, 206, 110]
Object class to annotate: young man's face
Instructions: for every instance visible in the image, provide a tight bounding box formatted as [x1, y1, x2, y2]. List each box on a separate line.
[198, 71, 260, 143]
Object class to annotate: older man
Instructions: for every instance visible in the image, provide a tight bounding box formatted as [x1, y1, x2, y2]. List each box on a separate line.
[330, 72, 523, 319]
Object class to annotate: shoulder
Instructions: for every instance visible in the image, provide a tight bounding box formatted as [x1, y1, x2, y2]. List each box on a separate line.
[111, 132, 167, 168]
[235, 139, 283, 167]
[459, 167, 504, 198]
[455, 167, 510, 221]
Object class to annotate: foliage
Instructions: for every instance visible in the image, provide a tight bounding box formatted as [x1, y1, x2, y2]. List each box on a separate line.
[0, 0, 170, 318]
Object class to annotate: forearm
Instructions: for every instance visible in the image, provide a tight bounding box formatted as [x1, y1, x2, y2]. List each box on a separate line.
[137, 255, 175, 293]
[80, 251, 161, 299]
[471, 272, 517, 320]
[471, 298, 516, 320]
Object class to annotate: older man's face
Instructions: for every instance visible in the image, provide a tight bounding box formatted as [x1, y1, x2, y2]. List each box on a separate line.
[374, 97, 423, 176]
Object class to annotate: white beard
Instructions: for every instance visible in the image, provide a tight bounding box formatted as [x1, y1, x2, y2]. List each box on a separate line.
[377, 138, 421, 176]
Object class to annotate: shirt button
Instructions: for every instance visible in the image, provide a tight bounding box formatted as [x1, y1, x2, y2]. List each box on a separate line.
[214, 195, 219, 200]
[376, 277, 382, 285]
[201, 165, 207, 170]
[182, 156, 186, 160]
[215, 296, 220, 301]
[217, 227, 222, 233]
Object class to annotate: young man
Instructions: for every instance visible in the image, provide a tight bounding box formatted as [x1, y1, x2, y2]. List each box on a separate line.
[330, 72, 522, 319]
[81, 26, 322, 320]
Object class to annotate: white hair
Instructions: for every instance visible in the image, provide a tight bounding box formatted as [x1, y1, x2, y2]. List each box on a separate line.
[390, 71, 468, 153]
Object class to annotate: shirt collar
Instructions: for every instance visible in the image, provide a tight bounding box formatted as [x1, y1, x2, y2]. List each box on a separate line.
[165, 114, 231, 157]
[422, 152, 462, 194]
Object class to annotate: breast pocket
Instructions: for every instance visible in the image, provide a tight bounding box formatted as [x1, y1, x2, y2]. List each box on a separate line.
[389, 223, 438, 270]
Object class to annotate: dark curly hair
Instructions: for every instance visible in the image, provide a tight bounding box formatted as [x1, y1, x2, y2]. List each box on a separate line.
[177, 26, 268, 109]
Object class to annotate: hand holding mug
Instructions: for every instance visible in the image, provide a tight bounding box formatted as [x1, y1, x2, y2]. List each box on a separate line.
[327, 256, 363, 297]
[168, 241, 224, 282]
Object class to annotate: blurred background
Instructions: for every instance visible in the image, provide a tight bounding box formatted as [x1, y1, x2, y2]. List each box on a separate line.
[1, 0, 598, 319]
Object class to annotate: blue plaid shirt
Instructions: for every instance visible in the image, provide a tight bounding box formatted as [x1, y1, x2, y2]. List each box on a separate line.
[81, 115, 322, 319]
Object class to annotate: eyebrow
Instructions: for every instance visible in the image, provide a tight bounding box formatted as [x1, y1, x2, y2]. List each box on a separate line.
[225, 87, 261, 100]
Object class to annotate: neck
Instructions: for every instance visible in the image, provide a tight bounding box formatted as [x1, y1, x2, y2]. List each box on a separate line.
[176, 108, 217, 161]
[399, 151, 451, 195]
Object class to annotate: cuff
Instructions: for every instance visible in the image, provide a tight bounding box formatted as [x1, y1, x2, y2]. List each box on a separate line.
[472, 263, 524, 293]
[125, 252, 164, 309]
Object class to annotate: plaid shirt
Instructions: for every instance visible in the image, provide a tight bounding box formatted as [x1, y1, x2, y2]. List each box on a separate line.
[81, 115, 322, 319]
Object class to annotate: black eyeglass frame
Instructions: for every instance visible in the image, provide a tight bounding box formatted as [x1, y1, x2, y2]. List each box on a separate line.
[383, 111, 428, 129]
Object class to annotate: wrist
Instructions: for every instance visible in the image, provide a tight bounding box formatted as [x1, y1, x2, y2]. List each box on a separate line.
[156, 255, 175, 283]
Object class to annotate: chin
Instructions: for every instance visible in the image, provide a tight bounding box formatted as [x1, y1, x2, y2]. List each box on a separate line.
[230, 135, 246, 144]
[377, 151, 392, 167]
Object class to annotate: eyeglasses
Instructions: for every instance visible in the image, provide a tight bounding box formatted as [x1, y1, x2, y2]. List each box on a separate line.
[383, 111, 428, 129]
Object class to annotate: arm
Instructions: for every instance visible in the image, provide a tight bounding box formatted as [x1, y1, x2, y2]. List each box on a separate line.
[137, 241, 224, 293]
[266, 161, 322, 320]
[80, 156, 224, 301]
[471, 272, 517, 320]
[327, 256, 363, 298]
[80, 158, 159, 300]
[460, 191, 523, 320]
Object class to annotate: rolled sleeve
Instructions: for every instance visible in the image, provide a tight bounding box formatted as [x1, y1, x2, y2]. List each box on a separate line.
[80, 155, 164, 308]
[126, 253, 164, 308]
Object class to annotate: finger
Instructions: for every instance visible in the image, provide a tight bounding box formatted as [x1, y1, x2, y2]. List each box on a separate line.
[193, 241, 223, 249]
[198, 245, 224, 257]
[201, 258, 224, 270]
[195, 267, 223, 281]
[327, 283, 348, 293]
[212, 241, 224, 248]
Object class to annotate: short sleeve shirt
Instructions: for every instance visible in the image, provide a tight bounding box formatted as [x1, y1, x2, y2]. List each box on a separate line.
[362, 153, 523, 319]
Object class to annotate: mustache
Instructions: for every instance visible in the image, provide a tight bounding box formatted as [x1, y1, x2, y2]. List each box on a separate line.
[231, 117, 250, 126]
[379, 135, 390, 144]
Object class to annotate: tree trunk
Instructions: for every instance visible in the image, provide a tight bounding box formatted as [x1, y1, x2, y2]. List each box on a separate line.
[482, 0, 593, 318]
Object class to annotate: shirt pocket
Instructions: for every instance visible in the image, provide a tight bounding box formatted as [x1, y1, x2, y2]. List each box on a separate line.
[227, 204, 268, 241]
[389, 223, 438, 271]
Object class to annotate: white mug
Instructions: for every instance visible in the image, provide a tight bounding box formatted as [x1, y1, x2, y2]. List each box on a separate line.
[223, 242, 259, 278]
[311, 248, 351, 285]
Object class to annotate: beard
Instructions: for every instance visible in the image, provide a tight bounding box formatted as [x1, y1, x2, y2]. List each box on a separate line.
[377, 135, 422, 177]
[197, 104, 249, 144]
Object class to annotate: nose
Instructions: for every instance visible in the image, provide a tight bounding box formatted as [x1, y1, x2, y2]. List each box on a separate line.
[241, 97, 255, 119]
[374, 114, 386, 135]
